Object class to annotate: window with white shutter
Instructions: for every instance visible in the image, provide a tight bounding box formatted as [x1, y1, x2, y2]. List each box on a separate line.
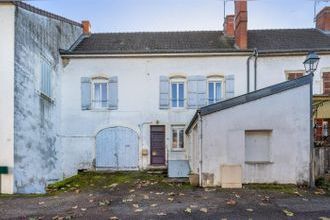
[40, 58, 52, 98]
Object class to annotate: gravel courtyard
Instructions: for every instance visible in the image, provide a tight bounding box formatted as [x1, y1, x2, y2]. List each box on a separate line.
[0, 172, 329, 220]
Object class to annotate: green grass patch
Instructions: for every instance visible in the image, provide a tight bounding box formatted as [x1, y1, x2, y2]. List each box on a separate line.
[315, 177, 330, 192]
[244, 183, 299, 194]
[47, 171, 190, 193]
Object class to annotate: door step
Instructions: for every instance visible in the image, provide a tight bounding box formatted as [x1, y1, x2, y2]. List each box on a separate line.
[146, 165, 168, 175]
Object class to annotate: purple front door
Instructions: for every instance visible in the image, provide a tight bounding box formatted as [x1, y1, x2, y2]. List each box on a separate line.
[150, 125, 166, 165]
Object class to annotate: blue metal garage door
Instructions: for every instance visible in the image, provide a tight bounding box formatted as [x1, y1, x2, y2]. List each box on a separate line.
[96, 127, 139, 170]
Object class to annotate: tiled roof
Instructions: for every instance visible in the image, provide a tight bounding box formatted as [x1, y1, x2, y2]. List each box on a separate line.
[65, 31, 237, 54]
[63, 28, 330, 55]
[12, 1, 82, 27]
[248, 29, 330, 52]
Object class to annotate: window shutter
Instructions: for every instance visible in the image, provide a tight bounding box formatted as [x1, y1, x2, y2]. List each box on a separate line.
[225, 75, 235, 99]
[187, 76, 206, 108]
[81, 77, 91, 110]
[159, 76, 170, 109]
[108, 76, 118, 110]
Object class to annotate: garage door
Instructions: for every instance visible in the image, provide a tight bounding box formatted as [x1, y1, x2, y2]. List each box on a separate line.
[96, 127, 139, 170]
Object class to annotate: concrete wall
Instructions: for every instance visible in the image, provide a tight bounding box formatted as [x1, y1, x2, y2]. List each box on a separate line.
[13, 5, 82, 193]
[0, 3, 15, 194]
[188, 83, 311, 186]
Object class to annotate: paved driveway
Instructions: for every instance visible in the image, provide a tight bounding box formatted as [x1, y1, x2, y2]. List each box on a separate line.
[0, 172, 329, 220]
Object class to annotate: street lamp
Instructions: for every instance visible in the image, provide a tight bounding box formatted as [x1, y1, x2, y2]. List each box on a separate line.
[304, 51, 320, 189]
[304, 51, 320, 74]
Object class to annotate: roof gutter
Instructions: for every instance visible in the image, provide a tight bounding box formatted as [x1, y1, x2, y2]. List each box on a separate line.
[61, 48, 330, 59]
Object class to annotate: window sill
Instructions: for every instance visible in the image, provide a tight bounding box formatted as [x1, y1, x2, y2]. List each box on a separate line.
[38, 91, 55, 104]
[245, 161, 273, 165]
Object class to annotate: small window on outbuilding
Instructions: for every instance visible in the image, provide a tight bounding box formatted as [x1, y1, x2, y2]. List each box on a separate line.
[245, 130, 272, 163]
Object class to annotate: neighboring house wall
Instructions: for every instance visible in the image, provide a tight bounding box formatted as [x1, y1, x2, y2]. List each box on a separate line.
[0, 3, 15, 194]
[188, 79, 311, 186]
[13, 5, 82, 193]
[61, 54, 327, 177]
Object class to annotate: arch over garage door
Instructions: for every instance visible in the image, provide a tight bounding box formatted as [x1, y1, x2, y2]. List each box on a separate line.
[96, 127, 139, 170]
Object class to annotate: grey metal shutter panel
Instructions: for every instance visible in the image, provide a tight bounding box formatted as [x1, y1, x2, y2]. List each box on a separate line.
[187, 75, 207, 108]
[159, 76, 170, 109]
[109, 76, 118, 110]
[225, 74, 235, 99]
[81, 77, 91, 110]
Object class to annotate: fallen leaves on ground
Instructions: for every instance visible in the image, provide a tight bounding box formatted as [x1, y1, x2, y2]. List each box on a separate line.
[168, 197, 174, 202]
[184, 208, 192, 214]
[226, 199, 237, 206]
[81, 208, 87, 212]
[143, 194, 150, 200]
[72, 205, 78, 209]
[204, 188, 216, 192]
[134, 208, 143, 212]
[319, 217, 330, 220]
[157, 212, 167, 216]
[283, 209, 294, 217]
[190, 205, 198, 208]
[246, 208, 254, 212]
[314, 189, 326, 195]
[133, 204, 139, 208]
[200, 208, 208, 213]
[99, 200, 110, 206]
[109, 217, 119, 220]
[150, 203, 158, 207]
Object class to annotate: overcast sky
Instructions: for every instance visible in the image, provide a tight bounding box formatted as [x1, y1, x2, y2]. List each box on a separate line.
[28, 0, 330, 33]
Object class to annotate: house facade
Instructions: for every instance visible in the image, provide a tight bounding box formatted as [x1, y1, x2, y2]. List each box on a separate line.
[1, 0, 330, 194]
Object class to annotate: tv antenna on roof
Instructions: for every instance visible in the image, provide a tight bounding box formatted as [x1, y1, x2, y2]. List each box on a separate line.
[313, 0, 330, 22]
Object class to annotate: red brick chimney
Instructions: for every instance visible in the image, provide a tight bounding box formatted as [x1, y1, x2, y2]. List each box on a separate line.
[223, 15, 235, 37]
[316, 7, 330, 32]
[82, 20, 91, 34]
[234, 0, 248, 49]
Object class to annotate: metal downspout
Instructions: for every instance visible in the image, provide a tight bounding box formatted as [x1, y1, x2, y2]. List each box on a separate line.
[309, 73, 315, 188]
[198, 112, 203, 186]
[246, 48, 258, 93]
[254, 49, 259, 91]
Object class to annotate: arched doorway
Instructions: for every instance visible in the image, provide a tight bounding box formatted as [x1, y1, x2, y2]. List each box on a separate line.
[96, 127, 139, 170]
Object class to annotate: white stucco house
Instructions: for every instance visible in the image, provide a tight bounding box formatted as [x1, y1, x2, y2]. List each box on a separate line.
[1, 0, 330, 193]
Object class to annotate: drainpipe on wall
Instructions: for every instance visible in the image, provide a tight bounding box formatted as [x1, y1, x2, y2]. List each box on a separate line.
[254, 49, 259, 91]
[198, 112, 203, 186]
[246, 48, 258, 93]
[309, 74, 315, 188]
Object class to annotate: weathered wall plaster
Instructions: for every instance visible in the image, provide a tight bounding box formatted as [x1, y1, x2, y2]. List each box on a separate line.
[13, 6, 82, 193]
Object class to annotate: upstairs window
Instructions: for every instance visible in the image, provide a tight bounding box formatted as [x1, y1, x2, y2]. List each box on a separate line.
[323, 72, 330, 95]
[286, 71, 304, 80]
[208, 80, 222, 104]
[172, 126, 185, 149]
[171, 81, 185, 108]
[92, 80, 108, 109]
[41, 58, 52, 98]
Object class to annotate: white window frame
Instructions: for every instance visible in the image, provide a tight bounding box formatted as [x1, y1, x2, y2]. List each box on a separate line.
[92, 78, 109, 109]
[207, 77, 224, 105]
[171, 125, 185, 150]
[170, 78, 186, 109]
